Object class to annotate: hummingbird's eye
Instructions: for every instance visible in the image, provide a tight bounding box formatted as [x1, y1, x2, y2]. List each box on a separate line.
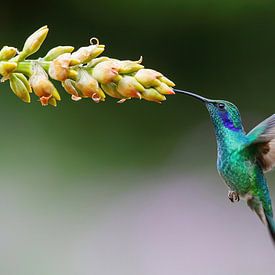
[217, 103, 225, 110]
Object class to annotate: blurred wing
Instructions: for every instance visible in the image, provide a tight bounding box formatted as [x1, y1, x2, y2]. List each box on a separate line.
[246, 114, 275, 172]
[256, 140, 275, 172]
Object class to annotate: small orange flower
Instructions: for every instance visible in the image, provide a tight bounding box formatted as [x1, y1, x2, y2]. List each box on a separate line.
[101, 82, 124, 99]
[71, 44, 105, 64]
[156, 82, 175, 95]
[117, 76, 145, 98]
[29, 63, 60, 106]
[134, 69, 162, 88]
[92, 60, 121, 84]
[49, 53, 71, 81]
[76, 69, 105, 101]
[117, 57, 144, 74]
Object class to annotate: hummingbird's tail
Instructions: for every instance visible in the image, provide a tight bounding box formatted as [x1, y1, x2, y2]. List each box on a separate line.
[265, 213, 275, 245]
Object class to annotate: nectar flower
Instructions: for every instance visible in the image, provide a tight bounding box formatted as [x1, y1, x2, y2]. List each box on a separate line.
[92, 60, 121, 84]
[87, 56, 110, 67]
[76, 69, 105, 101]
[71, 42, 105, 64]
[29, 63, 60, 106]
[101, 82, 124, 99]
[155, 82, 175, 95]
[134, 69, 162, 88]
[49, 53, 71, 81]
[117, 76, 145, 98]
[117, 57, 144, 74]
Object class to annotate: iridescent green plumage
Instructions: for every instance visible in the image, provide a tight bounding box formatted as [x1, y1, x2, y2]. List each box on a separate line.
[174, 89, 275, 244]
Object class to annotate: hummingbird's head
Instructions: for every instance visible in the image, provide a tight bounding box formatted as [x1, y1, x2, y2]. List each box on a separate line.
[205, 99, 243, 132]
[174, 89, 244, 132]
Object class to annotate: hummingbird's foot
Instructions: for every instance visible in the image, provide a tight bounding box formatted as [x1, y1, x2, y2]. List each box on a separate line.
[228, 190, 240, 203]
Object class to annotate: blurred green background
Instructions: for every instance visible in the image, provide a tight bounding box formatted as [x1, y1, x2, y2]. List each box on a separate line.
[1, 1, 275, 274]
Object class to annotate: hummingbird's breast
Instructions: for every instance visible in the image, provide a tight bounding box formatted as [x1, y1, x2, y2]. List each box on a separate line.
[212, 118, 261, 194]
[217, 150, 257, 195]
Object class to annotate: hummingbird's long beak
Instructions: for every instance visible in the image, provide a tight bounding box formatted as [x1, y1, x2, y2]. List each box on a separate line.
[173, 89, 210, 103]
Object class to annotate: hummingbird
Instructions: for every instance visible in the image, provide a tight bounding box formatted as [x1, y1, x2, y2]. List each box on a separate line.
[174, 88, 275, 244]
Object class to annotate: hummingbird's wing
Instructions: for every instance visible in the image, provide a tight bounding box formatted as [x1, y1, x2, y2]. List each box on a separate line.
[246, 114, 275, 172]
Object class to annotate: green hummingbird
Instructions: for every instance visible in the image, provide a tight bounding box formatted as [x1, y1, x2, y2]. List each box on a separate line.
[174, 89, 275, 244]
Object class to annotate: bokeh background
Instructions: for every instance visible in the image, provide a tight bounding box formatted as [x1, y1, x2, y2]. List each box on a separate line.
[1, 1, 275, 274]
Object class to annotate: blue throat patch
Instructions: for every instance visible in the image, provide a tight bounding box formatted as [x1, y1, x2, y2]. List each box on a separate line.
[220, 112, 241, 132]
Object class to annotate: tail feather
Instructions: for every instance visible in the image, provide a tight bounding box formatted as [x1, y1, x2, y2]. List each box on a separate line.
[265, 213, 275, 245]
[247, 197, 275, 245]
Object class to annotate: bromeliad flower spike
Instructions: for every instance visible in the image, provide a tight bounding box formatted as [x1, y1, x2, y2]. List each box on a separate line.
[174, 89, 275, 245]
[0, 26, 175, 106]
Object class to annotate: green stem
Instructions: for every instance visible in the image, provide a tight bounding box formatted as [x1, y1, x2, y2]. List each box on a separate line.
[15, 61, 32, 76]
[15, 60, 51, 77]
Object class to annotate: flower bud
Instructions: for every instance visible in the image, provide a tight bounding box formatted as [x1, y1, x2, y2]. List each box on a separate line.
[142, 88, 166, 103]
[49, 53, 71, 81]
[0, 61, 17, 81]
[44, 46, 74, 61]
[134, 69, 162, 88]
[87, 56, 110, 67]
[101, 83, 124, 99]
[0, 46, 17, 61]
[92, 60, 121, 84]
[71, 44, 105, 65]
[13, 73, 32, 93]
[9, 73, 31, 103]
[117, 76, 145, 98]
[159, 76, 175, 87]
[19, 26, 49, 60]
[76, 69, 105, 101]
[118, 60, 144, 74]
[155, 82, 175, 95]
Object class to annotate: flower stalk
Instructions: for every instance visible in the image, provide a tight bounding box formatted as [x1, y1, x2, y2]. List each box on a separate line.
[0, 26, 175, 106]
